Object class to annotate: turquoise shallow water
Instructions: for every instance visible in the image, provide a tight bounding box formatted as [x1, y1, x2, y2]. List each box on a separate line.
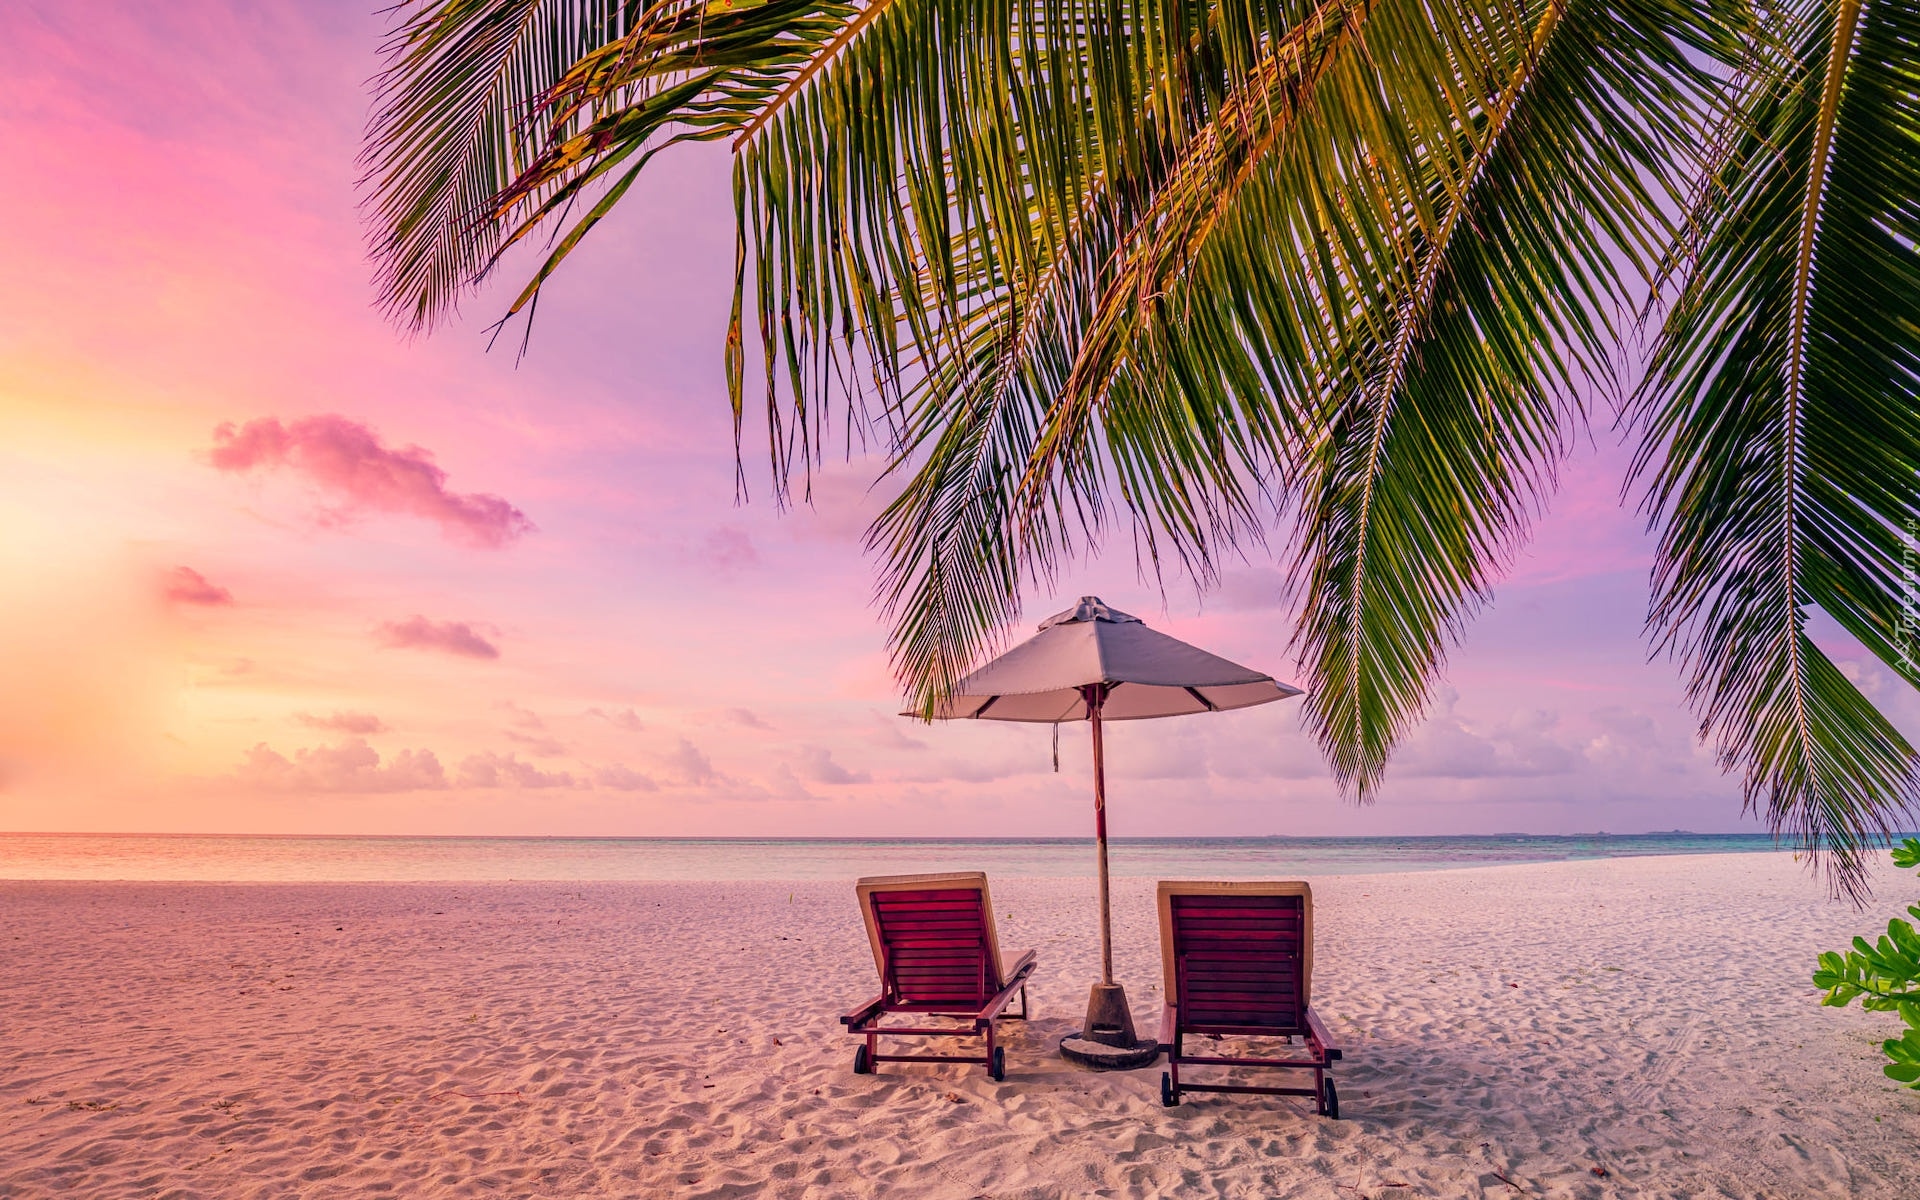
[0, 831, 1808, 882]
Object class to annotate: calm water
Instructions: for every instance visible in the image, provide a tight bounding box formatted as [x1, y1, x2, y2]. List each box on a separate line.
[0, 832, 1796, 882]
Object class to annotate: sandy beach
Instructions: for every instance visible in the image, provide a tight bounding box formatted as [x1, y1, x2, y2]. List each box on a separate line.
[4, 851, 1918, 1198]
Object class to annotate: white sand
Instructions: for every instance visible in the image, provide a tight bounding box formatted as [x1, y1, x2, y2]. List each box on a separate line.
[3, 852, 1917, 1198]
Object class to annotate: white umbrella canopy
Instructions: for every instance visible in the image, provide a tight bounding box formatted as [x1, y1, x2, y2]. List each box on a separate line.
[932, 596, 1301, 721]
[915, 595, 1304, 1060]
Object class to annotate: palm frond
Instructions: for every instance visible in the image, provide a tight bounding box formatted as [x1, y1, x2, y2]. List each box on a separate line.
[802, 0, 1709, 763]
[363, 0, 633, 330]
[1280, 0, 1708, 799]
[728, 0, 1288, 488]
[364, 0, 848, 331]
[1633, 0, 1920, 897]
[862, 0, 1396, 710]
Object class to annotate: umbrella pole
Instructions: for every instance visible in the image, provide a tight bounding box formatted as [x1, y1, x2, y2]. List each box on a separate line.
[1090, 686, 1113, 986]
[1070, 683, 1143, 1057]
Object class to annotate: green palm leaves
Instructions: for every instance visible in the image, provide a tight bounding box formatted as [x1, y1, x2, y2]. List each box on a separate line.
[363, 0, 632, 330]
[364, 0, 1920, 893]
[1634, 0, 1920, 895]
[363, 0, 849, 332]
[1289, 0, 1706, 797]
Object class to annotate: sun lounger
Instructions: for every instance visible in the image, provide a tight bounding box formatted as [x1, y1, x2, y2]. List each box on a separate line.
[1156, 880, 1341, 1115]
[842, 872, 1035, 1081]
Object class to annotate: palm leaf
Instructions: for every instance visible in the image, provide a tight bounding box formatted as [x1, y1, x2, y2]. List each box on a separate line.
[1633, 0, 1920, 897]
[1288, 0, 1711, 798]
[364, 0, 848, 332]
[870, 0, 1373, 713]
[363, 0, 633, 330]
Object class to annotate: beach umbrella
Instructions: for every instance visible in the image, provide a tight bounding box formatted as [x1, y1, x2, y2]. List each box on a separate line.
[921, 596, 1303, 1062]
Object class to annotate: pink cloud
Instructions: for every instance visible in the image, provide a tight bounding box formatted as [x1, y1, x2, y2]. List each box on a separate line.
[233, 739, 446, 794]
[209, 415, 534, 548]
[865, 721, 927, 751]
[498, 701, 545, 729]
[164, 566, 233, 606]
[456, 752, 576, 789]
[588, 707, 644, 732]
[1393, 696, 1579, 780]
[503, 730, 567, 756]
[682, 526, 757, 573]
[794, 746, 871, 785]
[659, 737, 719, 786]
[593, 763, 657, 791]
[378, 616, 499, 660]
[294, 711, 387, 735]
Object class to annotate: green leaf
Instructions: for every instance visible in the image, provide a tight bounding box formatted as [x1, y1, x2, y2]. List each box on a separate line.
[363, 0, 850, 331]
[363, 0, 633, 330]
[1632, 0, 1920, 899]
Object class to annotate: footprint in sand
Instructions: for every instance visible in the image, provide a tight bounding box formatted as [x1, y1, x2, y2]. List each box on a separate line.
[1620, 1014, 1704, 1108]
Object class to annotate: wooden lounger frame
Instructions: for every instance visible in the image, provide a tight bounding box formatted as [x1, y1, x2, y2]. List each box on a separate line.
[842, 873, 1035, 1081]
[1157, 880, 1342, 1115]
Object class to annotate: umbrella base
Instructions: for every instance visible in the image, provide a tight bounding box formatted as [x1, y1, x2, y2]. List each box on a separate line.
[1059, 982, 1159, 1069]
[1080, 981, 1141, 1046]
[1058, 1032, 1160, 1070]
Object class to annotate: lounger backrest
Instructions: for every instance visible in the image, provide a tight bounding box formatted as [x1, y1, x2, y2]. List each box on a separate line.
[1158, 880, 1313, 1034]
[855, 872, 1004, 1004]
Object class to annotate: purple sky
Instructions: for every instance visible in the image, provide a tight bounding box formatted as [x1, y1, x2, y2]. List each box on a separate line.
[3, 0, 1909, 838]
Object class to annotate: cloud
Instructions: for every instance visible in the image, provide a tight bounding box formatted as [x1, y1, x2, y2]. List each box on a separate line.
[588, 707, 644, 732]
[790, 460, 891, 543]
[899, 753, 1040, 784]
[233, 738, 446, 793]
[504, 729, 567, 756]
[1582, 705, 1697, 776]
[1209, 567, 1290, 613]
[378, 616, 499, 660]
[794, 746, 871, 785]
[594, 763, 657, 792]
[767, 763, 824, 802]
[163, 566, 233, 606]
[1395, 695, 1578, 780]
[497, 701, 545, 729]
[725, 707, 770, 730]
[865, 720, 927, 751]
[1110, 728, 1212, 780]
[209, 415, 533, 548]
[1207, 725, 1328, 781]
[659, 737, 718, 786]
[294, 710, 387, 735]
[456, 752, 576, 789]
[683, 526, 757, 573]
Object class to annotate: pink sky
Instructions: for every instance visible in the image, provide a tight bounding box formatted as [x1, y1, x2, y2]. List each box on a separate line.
[4, 1, 1909, 839]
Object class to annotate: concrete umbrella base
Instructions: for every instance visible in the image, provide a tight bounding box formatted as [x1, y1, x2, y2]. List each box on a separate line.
[1059, 981, 1160, 1069]
[1058, 1032, 1161, 1070]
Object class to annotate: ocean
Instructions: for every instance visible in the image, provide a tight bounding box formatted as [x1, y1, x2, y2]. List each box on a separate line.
[0, 831, 1800, 882]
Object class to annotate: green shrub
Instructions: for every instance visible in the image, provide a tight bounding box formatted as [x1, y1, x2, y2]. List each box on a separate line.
[1815, 839, 1920, 1087]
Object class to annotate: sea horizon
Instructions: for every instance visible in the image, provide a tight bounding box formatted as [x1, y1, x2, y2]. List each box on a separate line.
[0, 829, 1842, 883]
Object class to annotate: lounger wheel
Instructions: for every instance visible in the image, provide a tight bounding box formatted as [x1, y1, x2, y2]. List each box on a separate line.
[1321, 1079, 1339, 1120]
[988, 1047, 1006, 1082]
[853, 1044, 873, 1075]
[1160, 1072, 1178, 1108]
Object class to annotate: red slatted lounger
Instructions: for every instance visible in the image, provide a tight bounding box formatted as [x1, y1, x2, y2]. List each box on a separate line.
[1156, 880, 1342, 1115]
[842, 872, 1036, 1081]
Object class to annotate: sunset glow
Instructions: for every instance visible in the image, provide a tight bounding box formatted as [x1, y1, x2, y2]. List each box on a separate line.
[4, 1, 1908, 841]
